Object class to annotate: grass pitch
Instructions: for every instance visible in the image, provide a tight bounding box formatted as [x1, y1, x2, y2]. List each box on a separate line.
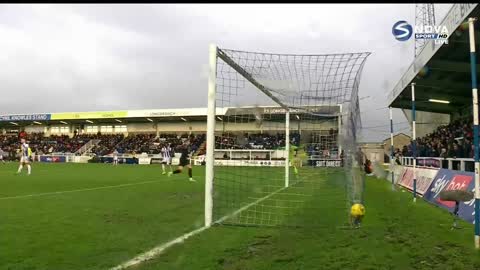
[1, 163, 204, 270]
[2, 162, 480, 270]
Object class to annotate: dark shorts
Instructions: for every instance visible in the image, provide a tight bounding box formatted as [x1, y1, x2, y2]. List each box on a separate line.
[162, 157, 172, 165]
[179, 158, 190, 167]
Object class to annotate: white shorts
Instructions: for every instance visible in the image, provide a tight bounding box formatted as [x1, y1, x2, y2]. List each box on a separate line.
[0, 155, 3, 160]
[20, 156, 31, 164]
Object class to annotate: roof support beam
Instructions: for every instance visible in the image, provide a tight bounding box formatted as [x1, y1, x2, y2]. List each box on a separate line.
[429, 59, 480, 73]
[449, 30, 480, 44]
[413, 77, 472, 93]
[391, 99, 458, 114]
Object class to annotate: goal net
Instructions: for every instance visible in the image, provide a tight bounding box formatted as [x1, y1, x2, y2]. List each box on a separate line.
[205, 45, 370, 228]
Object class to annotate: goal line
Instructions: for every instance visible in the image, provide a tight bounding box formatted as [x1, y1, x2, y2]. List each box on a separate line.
[109, 184, 289, 270]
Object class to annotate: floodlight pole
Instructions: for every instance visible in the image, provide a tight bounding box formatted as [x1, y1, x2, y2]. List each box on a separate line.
[285, 110, 290, 188]
[468, 17, 480, 249]
[205, 44, 217, 228]
[411, 83, 417, 203]
[390, 107, 395, 191]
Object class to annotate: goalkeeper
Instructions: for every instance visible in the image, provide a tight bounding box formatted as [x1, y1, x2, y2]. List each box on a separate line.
[289, 144, 304, 176]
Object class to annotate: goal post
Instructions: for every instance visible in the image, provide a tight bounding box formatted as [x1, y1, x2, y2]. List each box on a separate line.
[205, 44, 217, 227]
[285, 110, 290, 188]
[205, 44, 370, 228]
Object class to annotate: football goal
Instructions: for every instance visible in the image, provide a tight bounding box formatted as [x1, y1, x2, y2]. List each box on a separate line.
[205, 45, 371, 228]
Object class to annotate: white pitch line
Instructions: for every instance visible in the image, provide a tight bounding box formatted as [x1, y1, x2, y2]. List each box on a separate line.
[110, 226, 208, 270]
[0, 179, 166, 200]
[110, 185, 288, 270]
[215, 185, 287, 224]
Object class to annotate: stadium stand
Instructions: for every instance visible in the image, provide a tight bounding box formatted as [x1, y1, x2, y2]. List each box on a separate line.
[214, 132, 301, 150]
[402, 116, 472, 159]
[115, 133, 156, 154]
[0, 132, 209, 159]
[0, 106, 340, 164]
[89, 134, 125, 156]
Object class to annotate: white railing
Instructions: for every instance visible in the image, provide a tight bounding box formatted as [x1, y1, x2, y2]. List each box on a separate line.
[101, 153, 163, 159]
[214, 149, 286, 161]
[75, 139, 101, 155]
[400, 156, 475, 172]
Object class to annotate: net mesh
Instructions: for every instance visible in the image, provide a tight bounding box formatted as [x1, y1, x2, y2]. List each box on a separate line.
[211, 47, 370, 228]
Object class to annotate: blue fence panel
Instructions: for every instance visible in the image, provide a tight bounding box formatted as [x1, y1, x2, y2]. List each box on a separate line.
[423, 169, 475, 224]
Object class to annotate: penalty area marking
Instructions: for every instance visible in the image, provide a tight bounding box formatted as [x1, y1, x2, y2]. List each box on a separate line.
[0, 179, 169, 200]
[110, 185, 288, 270]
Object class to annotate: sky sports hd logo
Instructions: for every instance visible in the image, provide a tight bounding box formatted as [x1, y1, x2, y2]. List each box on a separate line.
[392, 20, 449, 45]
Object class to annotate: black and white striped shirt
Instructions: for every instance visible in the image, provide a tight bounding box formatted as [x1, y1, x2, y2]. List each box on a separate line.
[161, 146, 172, 159]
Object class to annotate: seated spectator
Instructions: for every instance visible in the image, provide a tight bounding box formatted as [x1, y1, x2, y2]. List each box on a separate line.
[402, 115, 473, 159]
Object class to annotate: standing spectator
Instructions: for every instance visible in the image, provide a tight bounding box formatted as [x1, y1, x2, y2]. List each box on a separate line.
[464, 138, 472, 158]
[447, 143, 455, 158]
[440, 147, 448, 159]
[453, 142, 464, 158]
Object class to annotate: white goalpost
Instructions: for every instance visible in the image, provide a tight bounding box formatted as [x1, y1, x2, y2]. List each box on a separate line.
[285, 110, 290, 188]
[205, 44, 217, 228]
[110, 44, 370, 270]
[205, 44, 371, 228]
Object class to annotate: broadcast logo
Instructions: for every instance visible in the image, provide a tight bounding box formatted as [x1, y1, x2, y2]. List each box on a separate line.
[392, 20, 413, 41]
[392, 20, 449, 45]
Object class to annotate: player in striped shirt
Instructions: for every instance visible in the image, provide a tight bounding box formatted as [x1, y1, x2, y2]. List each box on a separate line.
[112, 149, 119, 166]
[17, 138, 32, 175]
[0, 148, 5, 164]
[161, 143, 173, 175]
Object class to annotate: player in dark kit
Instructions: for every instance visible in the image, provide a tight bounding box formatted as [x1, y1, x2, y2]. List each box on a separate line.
[168, 141, 195, 182]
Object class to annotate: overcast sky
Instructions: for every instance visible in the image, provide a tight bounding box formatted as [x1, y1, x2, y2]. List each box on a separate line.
[0, 4, 453, 141]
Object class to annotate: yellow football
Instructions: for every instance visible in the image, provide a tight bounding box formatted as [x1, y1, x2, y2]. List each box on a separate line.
[350, 203, 366, 217]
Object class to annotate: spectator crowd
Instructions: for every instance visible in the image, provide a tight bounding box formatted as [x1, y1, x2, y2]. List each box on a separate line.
[398, 116, 473, 159]
[0, 132, 207, 160]
[1, 129, 341, 161]
[215, 132, 301, 150]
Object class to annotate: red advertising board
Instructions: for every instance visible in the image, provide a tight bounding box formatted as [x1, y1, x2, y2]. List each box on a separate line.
[399, 167, 438, 195]
[436, 174, 473, 208]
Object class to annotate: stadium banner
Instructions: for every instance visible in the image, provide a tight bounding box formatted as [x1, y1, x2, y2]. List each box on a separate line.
[212, 159, 286, 167]
[0, 114, 51, 122]
[417, 158, 442, 168]
[39, 155, 67, 163]
[127, 108, 210, 118]
[50, 111, 127, 120]
[72, 156, 92, 163]
[312, 159, 342, 168]
[150, 157, 163, 164]
[223, 106, 339, 116]
[171, 157, 180, 166]
[423, 169, 476, 224]
[101, 156, 137, 164]
[192, 155, 206, 166]
[138, 157, 152, 165]
[398, 167, 438, 195]
[393, 165, 406, 184]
